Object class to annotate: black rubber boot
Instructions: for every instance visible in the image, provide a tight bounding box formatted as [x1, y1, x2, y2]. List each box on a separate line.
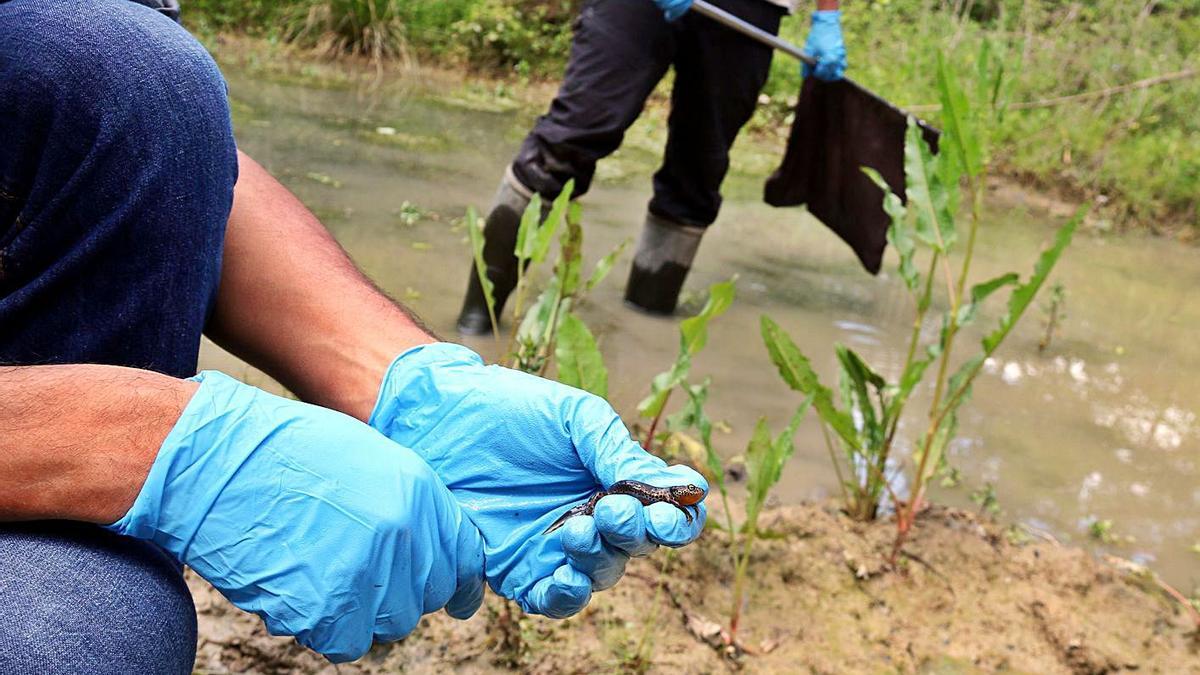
[456, 167, 535, 335]
[623, 212, 705, 315]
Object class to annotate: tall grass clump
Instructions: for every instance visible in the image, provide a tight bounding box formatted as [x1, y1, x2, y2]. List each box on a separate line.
[762, 47, 1080, 560]
[284, 0, 411, 62]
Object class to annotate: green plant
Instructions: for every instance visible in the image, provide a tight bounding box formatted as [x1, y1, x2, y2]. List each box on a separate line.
[637, 284, 810, 650]
[970, 482, 1001, 518]
[673, 374, 810, 651]
[1038, 281, 1067, 353]
[466, 180, 625, 388]
[1088, 519, 1116, 544]
[1088, 518, 1135, 546]
[637, 279, 736, 451]
[396, 200, 428, 226]
[760, 47, 1080, 562]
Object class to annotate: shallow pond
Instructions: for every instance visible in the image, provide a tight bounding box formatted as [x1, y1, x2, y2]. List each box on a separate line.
[203, 61, 1199, 590]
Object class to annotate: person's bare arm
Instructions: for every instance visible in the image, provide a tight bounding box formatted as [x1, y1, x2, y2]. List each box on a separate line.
[205, 151, 435, 422]
[0, 365, 197, 523]
[817, 0, 839, 9]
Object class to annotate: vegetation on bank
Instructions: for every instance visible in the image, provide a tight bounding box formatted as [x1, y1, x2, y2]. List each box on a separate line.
[185, 0, 1199, 235]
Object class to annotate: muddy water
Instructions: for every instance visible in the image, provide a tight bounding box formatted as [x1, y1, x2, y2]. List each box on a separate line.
[206, 63, 1199, 590]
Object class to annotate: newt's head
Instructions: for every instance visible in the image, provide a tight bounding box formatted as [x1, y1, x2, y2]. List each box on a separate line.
[670, 484, 706, 506]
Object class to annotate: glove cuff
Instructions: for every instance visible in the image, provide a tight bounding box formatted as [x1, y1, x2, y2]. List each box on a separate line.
[368, 342, 486, 439]
[812, 9, 841, 23]
[103, 371, 254, 548]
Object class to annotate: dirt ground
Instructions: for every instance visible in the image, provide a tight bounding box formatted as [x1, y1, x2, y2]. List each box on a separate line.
[189, 502, 1199, 674]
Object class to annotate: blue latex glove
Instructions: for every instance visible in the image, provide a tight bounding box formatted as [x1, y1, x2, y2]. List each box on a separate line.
[369, 343, 708, 619]
[802, 10, 847, 81]
[106, 371, 485, 663]
[653, 0, 692, 22]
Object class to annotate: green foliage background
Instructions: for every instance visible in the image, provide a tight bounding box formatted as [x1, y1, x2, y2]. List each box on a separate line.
[186, 0, 1200, 232]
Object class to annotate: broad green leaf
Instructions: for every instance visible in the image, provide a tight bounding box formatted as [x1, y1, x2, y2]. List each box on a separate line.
[465, 206, 496, 328]
[515, 194, 543, 261]
[745, 400, 811, 530]
[904, 117, 957, 253]
[680, 278, 736, 357]
[956, 272, 1019, 327]
[835, 345, 886, 449]
[637, 355, 690, 419]
[835, 344, 887, 391]
[743, 417, 775, 526]
[981, 211, 1081, 354]
[555, 312, 607, 398]
[530, 181, 574, 264]
[937, 52, 982, 180]
[586, 239, 630, 291]
[760, 316, 858, 448]
[863, 167, 918, 292]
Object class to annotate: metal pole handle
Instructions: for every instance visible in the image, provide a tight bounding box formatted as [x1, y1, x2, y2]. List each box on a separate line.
[690, 0, 816, 65]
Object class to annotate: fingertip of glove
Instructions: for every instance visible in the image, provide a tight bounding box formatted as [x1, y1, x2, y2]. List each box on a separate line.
[645, 500, 705, 547]
[445, 581, 485, 620]
[522, 565, 593, 619]
[560, 516, 601, 556]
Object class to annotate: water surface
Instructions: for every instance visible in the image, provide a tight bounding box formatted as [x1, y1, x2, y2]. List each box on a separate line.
[203, 63, 1199, 590]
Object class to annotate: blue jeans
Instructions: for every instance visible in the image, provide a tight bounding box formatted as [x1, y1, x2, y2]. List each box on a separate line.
[0, 0, 237, 672]
[0, 523, 198, 674]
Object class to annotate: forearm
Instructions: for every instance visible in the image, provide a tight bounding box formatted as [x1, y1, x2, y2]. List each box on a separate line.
[0, 365, 197, 523]
[817, 0, 838, 10]
[206, 151, 434, 422]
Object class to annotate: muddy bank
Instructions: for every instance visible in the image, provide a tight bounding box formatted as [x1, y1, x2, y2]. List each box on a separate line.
[190, 502, 1199, 674]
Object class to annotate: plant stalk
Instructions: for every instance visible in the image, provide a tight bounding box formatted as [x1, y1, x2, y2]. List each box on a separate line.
[642, 389, 673, 452]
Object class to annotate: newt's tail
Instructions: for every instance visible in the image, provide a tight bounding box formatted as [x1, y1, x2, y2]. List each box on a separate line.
[542, 504, 587, 535]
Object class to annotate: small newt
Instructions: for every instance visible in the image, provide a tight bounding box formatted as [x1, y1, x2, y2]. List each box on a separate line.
[543, 480, 705, 534]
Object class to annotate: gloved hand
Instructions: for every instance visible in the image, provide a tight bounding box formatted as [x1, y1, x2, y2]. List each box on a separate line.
[369, 343, 707, 619]
[802, 10, 847, 81]
[105, 371, 485, 663]
[653, 0, 692, 22]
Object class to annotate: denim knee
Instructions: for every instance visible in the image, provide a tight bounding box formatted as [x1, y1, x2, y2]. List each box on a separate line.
[0, 522, 197, 675]
[0, 0, 237, 377]
[0, 0, 234, 169]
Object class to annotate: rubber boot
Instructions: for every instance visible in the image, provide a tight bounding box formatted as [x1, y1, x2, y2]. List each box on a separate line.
[623, 212, 705, 315]
[456, 166, 536, 335]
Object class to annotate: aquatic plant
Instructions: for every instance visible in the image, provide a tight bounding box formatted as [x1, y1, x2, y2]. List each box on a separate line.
[637, 280, 812, 652]
[465, 179, 623, 388]
[761, 46, 1081, 561]
[1038, 281, 1067, 353]
[637, 279, 736, 452]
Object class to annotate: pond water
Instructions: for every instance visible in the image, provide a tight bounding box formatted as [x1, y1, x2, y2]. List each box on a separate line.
[203, 61, 1199, 590]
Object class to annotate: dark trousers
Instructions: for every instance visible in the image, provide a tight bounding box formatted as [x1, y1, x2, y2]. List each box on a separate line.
[512, 0, 784, 227]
